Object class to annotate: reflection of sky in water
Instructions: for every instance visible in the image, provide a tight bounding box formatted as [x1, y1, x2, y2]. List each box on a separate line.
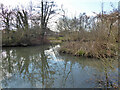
[2, 51, 7, 57]
[45, 45, 63, 62]
[1, 45, 118, 88]
[2, 74, 33, 88]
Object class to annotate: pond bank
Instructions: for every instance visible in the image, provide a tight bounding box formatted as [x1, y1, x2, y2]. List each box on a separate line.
[1, 44, 118, 88]
[2, 37, 62, 47]
[59, 41, 118, 59]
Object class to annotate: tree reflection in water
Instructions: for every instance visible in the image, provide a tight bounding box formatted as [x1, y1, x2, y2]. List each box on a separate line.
[95, 57, 118, 88]
[2, 45, 56, 88]
[1, 45, 118, 88]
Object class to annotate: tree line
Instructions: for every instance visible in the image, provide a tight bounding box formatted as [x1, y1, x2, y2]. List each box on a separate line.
[0, 0, 59, 46]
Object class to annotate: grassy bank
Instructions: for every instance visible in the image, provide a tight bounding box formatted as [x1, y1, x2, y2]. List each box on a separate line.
[59, 41, 118, 59]
[58, 10, 118, 59]
[48, 36, 63, 44]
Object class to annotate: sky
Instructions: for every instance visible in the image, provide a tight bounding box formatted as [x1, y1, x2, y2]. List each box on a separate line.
[54, 0, 118, 17]
[0, 0, 119, 17]
[0, 0, 119, 31]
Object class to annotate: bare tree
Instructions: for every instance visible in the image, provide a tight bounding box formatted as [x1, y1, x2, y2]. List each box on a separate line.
[0, 4, 13, 32]
[15, 9, 29, 30]
[40, 0, 57, 40]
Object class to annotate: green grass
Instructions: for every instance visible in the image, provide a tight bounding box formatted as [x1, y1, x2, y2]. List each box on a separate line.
[76, 50, 85, 56]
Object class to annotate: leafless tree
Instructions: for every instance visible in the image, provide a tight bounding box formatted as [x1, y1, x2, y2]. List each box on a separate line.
[15, 9, 29, 30]
[40, 0, 57, 40]
[0, 4, 13, 32]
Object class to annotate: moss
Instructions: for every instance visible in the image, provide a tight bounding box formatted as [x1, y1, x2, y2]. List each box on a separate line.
[58, 37, 64, 40]
[76, 50, 85, 56]
[50, 40, 62, 44]
[48, 37, 56, 40]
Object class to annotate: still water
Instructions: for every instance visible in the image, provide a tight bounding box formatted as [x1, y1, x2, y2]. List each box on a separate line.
[0, 45, 118, 88]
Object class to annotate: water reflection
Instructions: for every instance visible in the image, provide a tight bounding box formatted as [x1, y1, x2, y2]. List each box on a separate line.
[1, 45, 118, 88]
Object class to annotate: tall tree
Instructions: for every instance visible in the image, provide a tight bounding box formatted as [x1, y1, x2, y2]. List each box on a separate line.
[15, 9, 29, 30]
[40, 0, 56, 40]
[0, 4, 13, 32]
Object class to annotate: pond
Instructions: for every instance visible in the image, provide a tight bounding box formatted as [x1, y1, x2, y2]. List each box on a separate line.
[0, 45, 118, 88]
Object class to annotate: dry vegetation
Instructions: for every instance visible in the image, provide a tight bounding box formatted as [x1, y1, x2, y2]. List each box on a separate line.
[2, 27, 49, 46]
[58, 9, 118, 59]
[0, 2, 119, 59]
[0, 1, 57, 46]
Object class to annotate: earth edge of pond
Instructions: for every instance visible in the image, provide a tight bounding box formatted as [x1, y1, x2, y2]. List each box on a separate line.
[2, 41, 118, 60]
